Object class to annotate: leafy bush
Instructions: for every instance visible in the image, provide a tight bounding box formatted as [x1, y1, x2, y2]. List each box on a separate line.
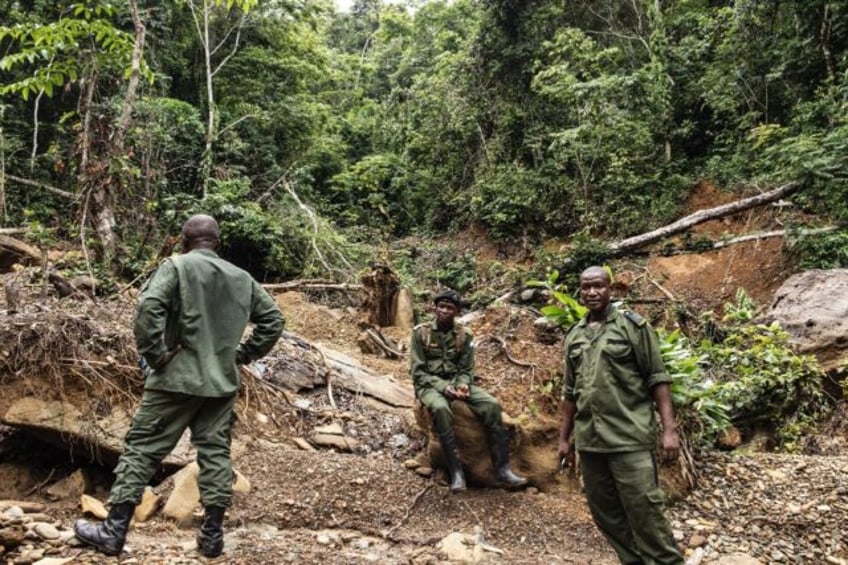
[785, 229, 848, 269]
[698, 321, 828, 451]
[195, 178, 311, 280]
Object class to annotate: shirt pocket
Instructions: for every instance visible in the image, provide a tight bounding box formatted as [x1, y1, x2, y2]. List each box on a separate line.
[604, 338, 632, 359]
[568, 344, 584, 363]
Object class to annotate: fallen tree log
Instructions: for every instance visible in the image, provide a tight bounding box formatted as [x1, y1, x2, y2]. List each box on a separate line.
[0, 227, 28, 235]
[0, 235, 41, 266]
[656, 226, 838, 255]
[247, 331, 414, 408]
[609, 181, 802, 255]
[6, 175, 75, 200]
[313, 343, 414, 408]
[262, 280, 362, 292]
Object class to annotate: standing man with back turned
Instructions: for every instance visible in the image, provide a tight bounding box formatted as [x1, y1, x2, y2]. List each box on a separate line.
[410, 289, 527, 493]
[558, 266, 683, 564]
[74, 214, 284, 558]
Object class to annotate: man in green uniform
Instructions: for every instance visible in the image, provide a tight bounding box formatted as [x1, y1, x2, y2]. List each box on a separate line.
[74, 214, 284, 558]
[558, 266, 683, 564]
[410, 289, 527, 493]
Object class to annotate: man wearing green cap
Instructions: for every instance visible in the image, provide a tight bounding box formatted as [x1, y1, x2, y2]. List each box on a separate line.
[558, 266, 683, 564]
[74, 214, 284, 559]
[409, 288, 528, 493]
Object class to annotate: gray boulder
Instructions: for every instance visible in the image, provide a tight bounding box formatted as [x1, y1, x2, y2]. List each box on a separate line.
[767, 269, 848, 372]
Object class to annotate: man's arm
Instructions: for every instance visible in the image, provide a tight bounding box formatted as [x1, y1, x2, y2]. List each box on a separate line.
[134, 260, 179, 370]
[409, 328, 449, 395]
[652, 383, 680, 463]
[558, 342, 578, 467]
[558, 399, 577, 468]
[451, 328, 474, 389]
[236, 282, 284, 364]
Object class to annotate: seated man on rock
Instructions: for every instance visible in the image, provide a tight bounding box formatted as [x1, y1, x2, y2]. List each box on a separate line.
[409, 289, 527, 493]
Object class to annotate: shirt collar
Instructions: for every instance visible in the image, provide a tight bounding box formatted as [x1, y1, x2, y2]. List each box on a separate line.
[188, 248, 219, 258]
[578, 303, 617, 326]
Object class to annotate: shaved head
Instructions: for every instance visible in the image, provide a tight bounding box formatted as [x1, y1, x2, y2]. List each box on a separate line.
[181, 214, 219, 251]
[580, 266, 610, 283]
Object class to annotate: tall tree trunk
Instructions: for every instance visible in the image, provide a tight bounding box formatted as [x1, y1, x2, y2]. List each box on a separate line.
[89, 0, 146, 267]
[0, 106, 6, 224]
[201, 0, 215, 199]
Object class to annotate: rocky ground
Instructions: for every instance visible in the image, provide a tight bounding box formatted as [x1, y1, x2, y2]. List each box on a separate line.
[2, 233, 848, 564]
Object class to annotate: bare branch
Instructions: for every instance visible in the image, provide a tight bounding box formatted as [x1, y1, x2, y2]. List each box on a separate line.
[6, 175, 75, 200]
[609, 182, 803, 254]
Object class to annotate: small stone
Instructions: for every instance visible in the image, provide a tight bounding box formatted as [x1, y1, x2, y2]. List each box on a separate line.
[316, 534, 331, 545]
[314, 422, 344, 436]
[673, 530, 684, 542]
[403, 459, 421, 470]
[31, 523, 60, 541]
[414, 466, 433, 477]
[688, 534, 707, 548]
[3, 506, 25, 520]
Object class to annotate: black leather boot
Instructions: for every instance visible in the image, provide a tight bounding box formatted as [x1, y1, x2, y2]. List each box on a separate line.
[437, 431, 467, 493]
[197, 506, 226, 558]
[487, 427, 529, 489]
[73, 502, 135, 556]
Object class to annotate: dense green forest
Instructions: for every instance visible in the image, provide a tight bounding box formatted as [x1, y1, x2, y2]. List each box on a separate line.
[1, 0, 847, 282]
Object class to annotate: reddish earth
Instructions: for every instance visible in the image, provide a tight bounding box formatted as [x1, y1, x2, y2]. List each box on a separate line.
[1, 181, 842, 564]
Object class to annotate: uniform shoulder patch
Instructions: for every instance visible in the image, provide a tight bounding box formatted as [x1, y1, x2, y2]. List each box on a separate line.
[622, 310, 646, 327]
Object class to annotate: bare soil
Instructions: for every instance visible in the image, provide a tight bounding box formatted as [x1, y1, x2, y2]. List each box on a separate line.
[1, 183, 846, 564]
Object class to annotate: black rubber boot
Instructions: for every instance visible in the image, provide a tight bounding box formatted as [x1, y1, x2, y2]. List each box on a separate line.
[197, 506, 226, 558]
[437, 431, 467, 493]
[487, 428, 529, 489]
[73, 502, 135, 556]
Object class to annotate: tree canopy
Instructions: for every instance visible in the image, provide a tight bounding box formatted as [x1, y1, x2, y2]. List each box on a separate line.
[1, 0, 847, 278]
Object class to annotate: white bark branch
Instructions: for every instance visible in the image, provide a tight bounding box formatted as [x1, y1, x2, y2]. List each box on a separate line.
[609, 182, 802, 254]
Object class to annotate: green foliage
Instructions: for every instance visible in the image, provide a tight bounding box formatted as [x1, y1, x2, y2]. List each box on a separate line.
[785, 230, 848, 269]
[526, 269, 586, 328]
[197, 178, 311, 279]
[0, 2, 153, 99]
[721, 288, 756, 324]
[698, 322, 828, 452]
[661, 329, 731, 447]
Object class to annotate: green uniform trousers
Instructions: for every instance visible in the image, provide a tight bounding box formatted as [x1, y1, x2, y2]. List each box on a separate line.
[418, 385, 502, 435]
[580, 450, 683, 565]
[109, 390, 236, 508]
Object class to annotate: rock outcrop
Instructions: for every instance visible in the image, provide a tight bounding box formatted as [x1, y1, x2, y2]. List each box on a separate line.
[767, 268, 848, 372]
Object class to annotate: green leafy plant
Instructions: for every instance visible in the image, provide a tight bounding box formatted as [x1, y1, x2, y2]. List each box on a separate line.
[785, 229, 848, 269]
[526, 269, 586, 328]
[698, 321, 828, 451]
[722, 288, 757, 323]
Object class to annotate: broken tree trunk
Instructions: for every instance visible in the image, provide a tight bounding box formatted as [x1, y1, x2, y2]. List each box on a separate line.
[361, 264, 400, 327]
[609, 181, 802, 255]
[0, 235, 41, 269]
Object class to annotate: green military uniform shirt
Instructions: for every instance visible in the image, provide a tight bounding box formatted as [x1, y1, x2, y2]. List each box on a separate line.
[409, 321, 474, 397]
[563, 305, 671, 452]
[134, 249, 284, 397]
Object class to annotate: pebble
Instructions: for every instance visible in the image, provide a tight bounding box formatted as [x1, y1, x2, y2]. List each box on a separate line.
[669, 452, 848, 560]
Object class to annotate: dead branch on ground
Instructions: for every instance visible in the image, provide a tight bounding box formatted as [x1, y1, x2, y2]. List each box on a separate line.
[477, 335, 538, 369]
[382, 483, 433, 539]
[609, 182, 802, 254]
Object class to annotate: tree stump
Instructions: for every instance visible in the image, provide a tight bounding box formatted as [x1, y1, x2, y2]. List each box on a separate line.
[360, 264, 401, 327]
